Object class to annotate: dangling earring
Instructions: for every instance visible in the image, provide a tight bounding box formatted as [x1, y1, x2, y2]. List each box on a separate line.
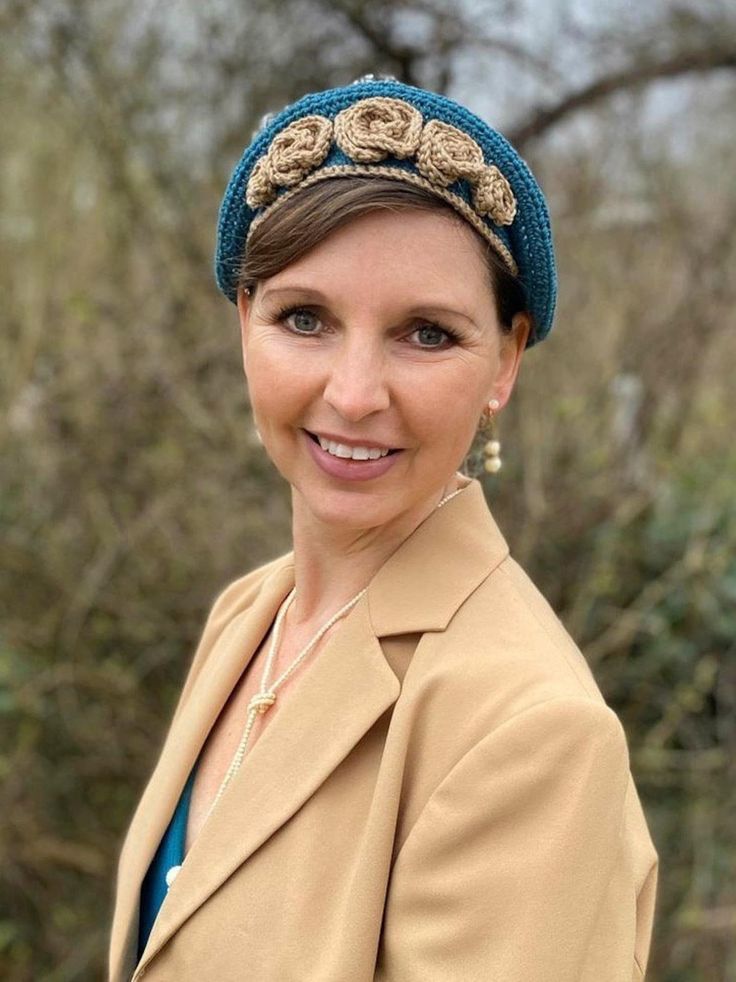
[483, 399, 502, 474]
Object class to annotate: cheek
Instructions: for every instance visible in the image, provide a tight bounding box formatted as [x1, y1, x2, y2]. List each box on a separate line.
[244, 345, 313, 427]
[410, 364, 488, 449]
[443, 403, 483, 454]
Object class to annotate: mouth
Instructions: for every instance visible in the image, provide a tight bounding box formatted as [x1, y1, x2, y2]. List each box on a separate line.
[304, 429, 401, 461]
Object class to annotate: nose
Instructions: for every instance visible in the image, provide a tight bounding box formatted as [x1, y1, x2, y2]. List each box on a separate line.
[322, 335, 391, 422]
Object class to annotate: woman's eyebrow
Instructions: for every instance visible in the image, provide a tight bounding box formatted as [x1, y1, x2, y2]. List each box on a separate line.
[260, 285, 326, 302]
[260, 285, 479, 326]
[409, 304, 479, 328]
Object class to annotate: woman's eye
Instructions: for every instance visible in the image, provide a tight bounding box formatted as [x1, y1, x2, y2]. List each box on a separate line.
[279, 306, 322, 334]
[412, 323, 454, 348]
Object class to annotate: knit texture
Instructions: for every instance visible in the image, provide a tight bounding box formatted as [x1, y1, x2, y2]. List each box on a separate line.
[215, 79, 557, 347]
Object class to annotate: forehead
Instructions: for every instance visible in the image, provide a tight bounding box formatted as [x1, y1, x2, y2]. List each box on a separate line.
[264, 209, 493, 304]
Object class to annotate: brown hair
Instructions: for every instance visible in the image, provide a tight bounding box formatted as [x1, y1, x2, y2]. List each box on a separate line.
[235, 176, 528, 333]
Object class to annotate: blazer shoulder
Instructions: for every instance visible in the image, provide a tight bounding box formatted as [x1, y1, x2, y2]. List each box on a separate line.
[491, 555, 603, 699]
[394, 555, 638, 858]
[417, 552, 607, 712]
[171, 552, 293, 716]
[204, 551, 294, 632]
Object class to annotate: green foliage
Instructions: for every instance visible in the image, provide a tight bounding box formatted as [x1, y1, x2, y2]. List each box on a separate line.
[589, 457, 736, 980]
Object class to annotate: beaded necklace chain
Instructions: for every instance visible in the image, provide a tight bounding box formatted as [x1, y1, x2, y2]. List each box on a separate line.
[206, 584, 366, 819]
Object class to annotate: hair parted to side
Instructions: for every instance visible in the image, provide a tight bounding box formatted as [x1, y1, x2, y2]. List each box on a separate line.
[235, 176, 529, 335]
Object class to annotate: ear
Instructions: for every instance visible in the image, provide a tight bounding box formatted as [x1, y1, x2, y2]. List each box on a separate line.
[491, 311, 531, 408]
[236, 287, 252, 373]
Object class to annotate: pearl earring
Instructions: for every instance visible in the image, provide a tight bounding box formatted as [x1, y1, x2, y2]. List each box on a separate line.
[483, 399, 502, 474]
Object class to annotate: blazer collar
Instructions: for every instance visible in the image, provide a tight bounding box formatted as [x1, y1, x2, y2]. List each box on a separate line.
[368, 476, 509, 635]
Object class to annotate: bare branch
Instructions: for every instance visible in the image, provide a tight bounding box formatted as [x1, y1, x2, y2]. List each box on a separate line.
[509, 45, 736, 148]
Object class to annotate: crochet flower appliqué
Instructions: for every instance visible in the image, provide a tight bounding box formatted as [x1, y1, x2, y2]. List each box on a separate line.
[246, 115, 333, 208]
[472, 165, 517, 226]
[334, 96, 423, 161]
[416, 119, 485, 187]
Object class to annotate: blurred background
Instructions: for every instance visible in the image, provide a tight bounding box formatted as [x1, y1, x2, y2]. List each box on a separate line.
[1, 0, 735, 978]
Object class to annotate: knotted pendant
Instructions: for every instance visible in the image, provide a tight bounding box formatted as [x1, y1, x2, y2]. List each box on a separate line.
[248, 690, 277, 715]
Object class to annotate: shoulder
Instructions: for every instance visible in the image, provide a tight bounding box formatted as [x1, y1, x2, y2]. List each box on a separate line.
[487, 554, 604, 697]
[397, 552, 620, 795]
[430, 552, 606, 706]
[202, 551, 294, 633]
[170, 551, 293, 714]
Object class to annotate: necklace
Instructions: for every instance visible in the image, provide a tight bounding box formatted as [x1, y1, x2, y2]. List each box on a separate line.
[204, 480, 467, 822]
[436, 485, 465, 508]
[207, 585, 367, 818]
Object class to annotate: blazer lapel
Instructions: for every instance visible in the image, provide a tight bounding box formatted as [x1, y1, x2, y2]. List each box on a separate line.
[137, 592, 400, 970]
[368, 477, 510, 636]
[113, 559, 297, 976]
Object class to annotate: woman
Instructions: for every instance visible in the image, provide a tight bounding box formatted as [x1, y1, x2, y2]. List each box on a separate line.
[109, 77, 658, 981]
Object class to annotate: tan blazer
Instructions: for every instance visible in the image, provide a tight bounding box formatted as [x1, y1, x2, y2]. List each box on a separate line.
[109, 479, 658, 981]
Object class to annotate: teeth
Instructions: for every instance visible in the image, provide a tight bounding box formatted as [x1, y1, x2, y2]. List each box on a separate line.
[317, 435, 391, 460]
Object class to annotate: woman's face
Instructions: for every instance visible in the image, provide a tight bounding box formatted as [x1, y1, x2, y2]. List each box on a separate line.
[238, 208, 529, 530]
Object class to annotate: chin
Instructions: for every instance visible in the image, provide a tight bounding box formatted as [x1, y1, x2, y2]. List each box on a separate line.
[312, 487, 398, 527]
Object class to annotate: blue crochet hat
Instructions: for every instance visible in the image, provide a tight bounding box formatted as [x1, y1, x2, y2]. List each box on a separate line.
[215, 76, 557, 347]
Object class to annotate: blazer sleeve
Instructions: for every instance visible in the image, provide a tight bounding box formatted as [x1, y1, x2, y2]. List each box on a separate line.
[375, 697, 636, 982]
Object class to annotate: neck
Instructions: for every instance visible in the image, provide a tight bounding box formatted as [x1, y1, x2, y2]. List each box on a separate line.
[288, 474, 466, 630]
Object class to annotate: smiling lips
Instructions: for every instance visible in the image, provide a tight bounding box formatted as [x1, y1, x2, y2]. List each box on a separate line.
[317, 437, 390, 460]
[306, 430, 398, 460]
[304, 429, 402, 481]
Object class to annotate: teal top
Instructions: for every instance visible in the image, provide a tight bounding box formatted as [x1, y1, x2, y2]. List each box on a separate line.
[137, 758, 199, 961]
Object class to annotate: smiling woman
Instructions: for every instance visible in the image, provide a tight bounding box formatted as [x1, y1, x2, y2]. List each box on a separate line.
[237, 205, 528, 530]
[109, 78, 658, 982]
